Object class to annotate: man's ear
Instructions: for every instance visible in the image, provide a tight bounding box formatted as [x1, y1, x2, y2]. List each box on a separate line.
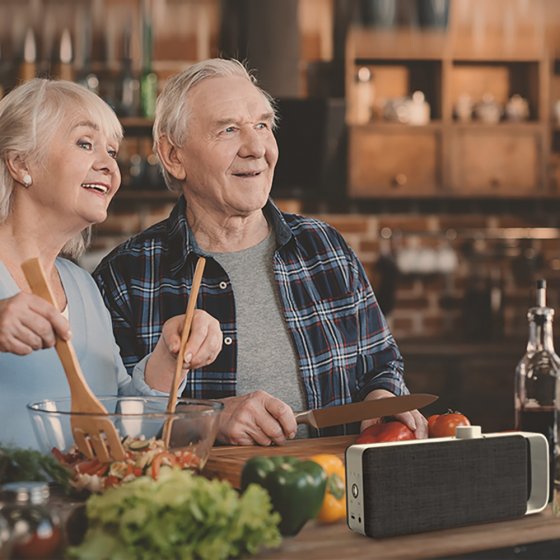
[5, 152, 30, 184]
[157, 136, 187, 181]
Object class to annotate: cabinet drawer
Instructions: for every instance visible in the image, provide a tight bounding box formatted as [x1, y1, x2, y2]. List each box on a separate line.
[449, 128, 542, 195]
[348, 126, 441, 197]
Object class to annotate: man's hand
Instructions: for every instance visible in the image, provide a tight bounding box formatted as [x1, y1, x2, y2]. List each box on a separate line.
[0, 293, 70, 355]
[216, 390, 297, 446]
[145, 309, 222, 391]
[360, 388, 428, 439]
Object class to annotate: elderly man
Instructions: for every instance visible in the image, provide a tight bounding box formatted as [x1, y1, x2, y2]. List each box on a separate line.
[94, 58, 427, 446]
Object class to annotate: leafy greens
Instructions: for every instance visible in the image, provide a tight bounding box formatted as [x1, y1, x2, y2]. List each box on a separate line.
[0, 445, 71, 488]
[68, 468, 282, 560]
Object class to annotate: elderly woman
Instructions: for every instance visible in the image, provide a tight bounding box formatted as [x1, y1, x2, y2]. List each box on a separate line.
[0, 79, 222, 449]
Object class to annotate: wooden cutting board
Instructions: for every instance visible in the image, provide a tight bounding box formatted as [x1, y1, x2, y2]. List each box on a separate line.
[203, 435, 356, 488]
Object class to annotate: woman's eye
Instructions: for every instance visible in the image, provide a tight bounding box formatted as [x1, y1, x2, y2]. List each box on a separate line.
[107, 149, 118, 160]
[78, 140, 93, 151]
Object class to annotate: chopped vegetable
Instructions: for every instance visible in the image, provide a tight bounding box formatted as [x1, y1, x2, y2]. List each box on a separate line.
[240, 455, 327, 536]
[309, 454, 346, 524]
[52, 436, 201, 492]
[67, 469, 282, 560]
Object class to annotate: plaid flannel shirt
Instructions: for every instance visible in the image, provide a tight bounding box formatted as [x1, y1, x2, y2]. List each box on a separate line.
[93, 196, 407, 436]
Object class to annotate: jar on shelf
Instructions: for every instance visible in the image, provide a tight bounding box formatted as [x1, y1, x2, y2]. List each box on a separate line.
[0, 482, 62, 560]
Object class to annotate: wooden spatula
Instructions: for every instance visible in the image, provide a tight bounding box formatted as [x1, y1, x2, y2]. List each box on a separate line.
[21, 258, 126, 462]
[162, 256, 206, 447]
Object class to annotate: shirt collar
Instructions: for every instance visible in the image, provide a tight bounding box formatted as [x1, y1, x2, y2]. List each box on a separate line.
[166, 196, 295, 277]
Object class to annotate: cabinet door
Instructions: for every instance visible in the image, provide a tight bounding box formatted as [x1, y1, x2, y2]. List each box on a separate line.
[348, 126, 441, 197]
[449, 128, 543, 195]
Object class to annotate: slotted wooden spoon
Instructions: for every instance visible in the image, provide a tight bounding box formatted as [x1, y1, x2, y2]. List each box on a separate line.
[21, 258, 126, 462]
[162, 256, 206, 446]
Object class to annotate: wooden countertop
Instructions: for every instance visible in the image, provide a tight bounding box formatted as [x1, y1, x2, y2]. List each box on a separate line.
[205, 435, 560, 559]
[255, 506, 560, 559]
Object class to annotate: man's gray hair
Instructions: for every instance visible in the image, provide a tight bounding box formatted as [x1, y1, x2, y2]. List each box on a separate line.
[0, 78, 122, 258]
[153, 58, 277, 193]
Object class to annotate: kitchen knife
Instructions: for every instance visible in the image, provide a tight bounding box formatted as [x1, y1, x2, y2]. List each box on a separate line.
[294, 393, 438, 429]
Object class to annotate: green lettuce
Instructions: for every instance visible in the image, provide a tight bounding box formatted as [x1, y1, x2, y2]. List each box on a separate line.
[67, 469, 282, 560]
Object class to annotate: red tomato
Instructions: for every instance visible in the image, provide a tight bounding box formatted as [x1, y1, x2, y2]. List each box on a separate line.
[74, 459, 104, 476]
[427, 414, 440, 433]
[428, 412, 471, 438]
[177, 451, 201, 469]
[355, 421, 416, 444]
[104, 476, 120, 489]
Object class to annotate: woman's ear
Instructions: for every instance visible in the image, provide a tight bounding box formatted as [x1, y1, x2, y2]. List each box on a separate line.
[157, 136, 187, 181]
[5, 152, 30, 185]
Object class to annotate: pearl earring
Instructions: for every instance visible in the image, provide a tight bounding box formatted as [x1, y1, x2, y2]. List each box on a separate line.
[22, 174, 32, 188]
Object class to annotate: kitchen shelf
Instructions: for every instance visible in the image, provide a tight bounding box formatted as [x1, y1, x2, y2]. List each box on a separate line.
[345, 2, 554, 199]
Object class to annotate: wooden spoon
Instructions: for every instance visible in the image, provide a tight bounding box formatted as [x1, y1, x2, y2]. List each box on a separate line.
[21, 258, 126, 462]
[162, 256, 206, 446]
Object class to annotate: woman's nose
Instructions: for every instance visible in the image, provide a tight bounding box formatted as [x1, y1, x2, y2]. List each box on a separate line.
[94, 150, 119, 174]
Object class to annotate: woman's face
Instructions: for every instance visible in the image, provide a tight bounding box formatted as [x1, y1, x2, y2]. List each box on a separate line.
[26, 110, 121, 230]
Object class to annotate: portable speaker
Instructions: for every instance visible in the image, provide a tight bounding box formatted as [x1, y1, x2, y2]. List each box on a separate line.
[346, 428, 549, 538]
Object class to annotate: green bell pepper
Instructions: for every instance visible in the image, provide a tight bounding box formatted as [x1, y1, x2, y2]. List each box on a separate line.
[240, 455, 327, 536]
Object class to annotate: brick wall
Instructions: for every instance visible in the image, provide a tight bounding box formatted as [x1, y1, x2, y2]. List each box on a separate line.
[91, 203, 560, 341]
[314, 213, 560, 341]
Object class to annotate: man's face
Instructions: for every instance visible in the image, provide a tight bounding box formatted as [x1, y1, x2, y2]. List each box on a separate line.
[176, 75, 279, 219]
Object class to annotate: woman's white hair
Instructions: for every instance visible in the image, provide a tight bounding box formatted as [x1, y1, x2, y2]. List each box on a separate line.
[153, 58, 278, 193]
[0, 78, 123, 258]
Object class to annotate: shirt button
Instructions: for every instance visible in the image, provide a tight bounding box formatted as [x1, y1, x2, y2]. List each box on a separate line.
[219, 281, 227, 290]
[224, 336, 233, 345]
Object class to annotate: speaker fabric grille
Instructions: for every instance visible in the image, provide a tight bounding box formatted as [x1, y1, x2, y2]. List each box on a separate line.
[362, 436, 528, 538]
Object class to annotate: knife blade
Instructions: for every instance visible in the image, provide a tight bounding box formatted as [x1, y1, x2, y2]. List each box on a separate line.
[294, 393, 438, 429]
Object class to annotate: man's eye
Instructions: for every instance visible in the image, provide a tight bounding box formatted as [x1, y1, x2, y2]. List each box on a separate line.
[78, 140, 93, 150]
[256, 122, 269, 130]
[224, 126, 236, 133]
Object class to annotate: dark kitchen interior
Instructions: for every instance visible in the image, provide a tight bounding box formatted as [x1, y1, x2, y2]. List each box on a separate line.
[1, 0, 559, 433]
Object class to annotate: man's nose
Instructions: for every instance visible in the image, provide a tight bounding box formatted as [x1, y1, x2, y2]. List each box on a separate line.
[239, 127, 266, 158]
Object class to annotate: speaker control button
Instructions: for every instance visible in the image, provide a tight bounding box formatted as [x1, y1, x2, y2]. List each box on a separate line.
[352, 483, 359, 498]
[456, 425, 482, 439]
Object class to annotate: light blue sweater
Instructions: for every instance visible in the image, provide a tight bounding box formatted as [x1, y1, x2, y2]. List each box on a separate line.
[0, 258, 161, 449]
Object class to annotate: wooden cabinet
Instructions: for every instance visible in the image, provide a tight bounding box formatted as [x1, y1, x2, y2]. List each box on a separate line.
[345, 0, 556, 199]
[348, 124, 442, 196]
[448, 125, 544, 195]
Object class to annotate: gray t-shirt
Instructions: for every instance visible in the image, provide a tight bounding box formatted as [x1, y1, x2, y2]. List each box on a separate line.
[210, 233, 307, 435]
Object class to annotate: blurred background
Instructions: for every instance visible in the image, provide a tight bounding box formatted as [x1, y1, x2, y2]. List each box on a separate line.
[1, 0, 560, 429]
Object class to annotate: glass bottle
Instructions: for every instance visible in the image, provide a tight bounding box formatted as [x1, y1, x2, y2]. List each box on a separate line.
[140, 0, 157, 119]
[514, 279, 560, 503]
[118, 24, 139, 118]
[352, 66, 373, 125]
[0, 482, 62, 560]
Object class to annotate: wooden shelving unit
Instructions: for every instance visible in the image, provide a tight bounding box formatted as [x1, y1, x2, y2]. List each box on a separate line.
[345, 0, 556, 199]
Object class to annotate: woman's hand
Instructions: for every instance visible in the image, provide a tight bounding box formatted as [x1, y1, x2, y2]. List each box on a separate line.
[144, 310, 222, 392]
[0, 293, 71, 355]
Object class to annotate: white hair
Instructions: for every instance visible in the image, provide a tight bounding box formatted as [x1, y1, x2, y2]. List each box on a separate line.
[153, 58, 278, 193]
[0, 78, 123, 258]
